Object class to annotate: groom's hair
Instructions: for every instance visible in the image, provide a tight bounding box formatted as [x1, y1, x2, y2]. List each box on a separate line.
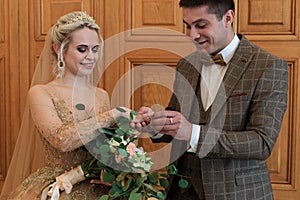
[179, 0, 235, 21]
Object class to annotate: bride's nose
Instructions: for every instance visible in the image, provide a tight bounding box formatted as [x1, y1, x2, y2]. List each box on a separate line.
[85, 50, 95, 60]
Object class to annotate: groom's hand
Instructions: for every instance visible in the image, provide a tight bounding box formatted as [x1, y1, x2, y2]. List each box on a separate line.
[149, 110, 193, 141]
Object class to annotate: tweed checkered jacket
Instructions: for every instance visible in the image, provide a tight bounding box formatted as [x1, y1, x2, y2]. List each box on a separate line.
[166, 34, 288, 200]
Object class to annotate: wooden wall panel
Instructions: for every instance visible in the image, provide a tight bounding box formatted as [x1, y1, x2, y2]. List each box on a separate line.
[245, 0, 300, 196]
[131, 64, 175, 109]
[0, 0, 5, 183]
[126, 0, 185, 41]
[131, 0, 182, 31]
[129, 62, 176, 110]
[0, 0, 4, 42]
[36, 0, 93, 39]
[0, 57, 5, 187]
[267, 61, 296, 188]
[0, 0, 8, 191]
[238, 0, 299, 40]
[252, 41, 300, 199]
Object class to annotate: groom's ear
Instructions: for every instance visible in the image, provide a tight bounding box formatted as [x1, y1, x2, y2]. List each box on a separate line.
[53, 43, 60, 54]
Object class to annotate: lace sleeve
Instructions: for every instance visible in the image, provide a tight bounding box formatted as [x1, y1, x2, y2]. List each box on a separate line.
[28, 85, 118, 152]
[54, 111, 115, 152]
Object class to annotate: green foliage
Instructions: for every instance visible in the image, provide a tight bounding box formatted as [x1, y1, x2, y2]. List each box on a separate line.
[80, 107, 186, 200]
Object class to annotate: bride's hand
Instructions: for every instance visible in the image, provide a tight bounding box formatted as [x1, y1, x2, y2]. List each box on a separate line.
[90, 170, 112, 186]
[130, 106, 154, 132]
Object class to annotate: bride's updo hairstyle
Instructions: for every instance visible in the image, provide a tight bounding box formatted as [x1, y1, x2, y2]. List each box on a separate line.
[51, 11, 100, 56]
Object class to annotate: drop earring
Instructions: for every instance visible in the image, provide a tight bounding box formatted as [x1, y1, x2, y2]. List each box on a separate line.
[57, 60, 65, 79]
[57, 52, 65, 79]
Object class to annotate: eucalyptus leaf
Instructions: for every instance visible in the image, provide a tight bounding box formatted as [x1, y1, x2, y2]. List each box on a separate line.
[120, 123, 130, 132]
[98, 128, 114, 136]
[178, 178, 189, 189]
[100, 145, 111, 163]
[118, 148, 128, 157]
[157, 191, 166, 199]
[159, 178, 169, 189]
[100, 145, 110, 154]
[166, 164, 178, 175]
[102, 171, 115, 183]
[118, 143, 126, 150]
[144, 183, 158, 192]
[129, 192, 142, 200]
[131, 187, 140, 194]
[96, 161, 106, 169]
[92, 146, 101, 154]
[130, 110, 138, 120]
[116, 107, 126, 113]
[116, 172, 127, 182]
[96, 140, 102, 147]
[116, 116, 130, 131]
[112, 181, 123, 193]
[99, 195, 109, 200]
[136, 175, 147, 186]
[148, 172, 158, 182]
[159, 173, 169, 178]
[75, 103, 85, 110]
[123, 177, 132, 191]
[111, 191, 121, 198]
[115, 128, 125, 136]
[113, 136, 122, 143]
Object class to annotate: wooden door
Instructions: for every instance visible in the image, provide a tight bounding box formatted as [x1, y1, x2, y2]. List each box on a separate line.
[1, 1, 300, 199]
[237, 1, 300, 199]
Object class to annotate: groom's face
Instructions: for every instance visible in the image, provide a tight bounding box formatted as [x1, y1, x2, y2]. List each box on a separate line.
[183, 5, 234, 55]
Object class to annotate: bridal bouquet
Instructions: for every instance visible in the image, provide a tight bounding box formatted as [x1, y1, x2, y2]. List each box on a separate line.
[42, 108, 188, 200]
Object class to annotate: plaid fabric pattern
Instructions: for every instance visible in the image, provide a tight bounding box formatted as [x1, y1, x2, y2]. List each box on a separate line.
[166, 34, 288, 200]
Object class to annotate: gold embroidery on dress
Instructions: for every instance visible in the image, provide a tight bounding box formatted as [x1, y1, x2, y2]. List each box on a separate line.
[9, 88, 113, 199]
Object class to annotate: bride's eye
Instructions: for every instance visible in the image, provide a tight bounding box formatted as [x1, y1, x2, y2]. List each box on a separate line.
[77, 46, 87, 53]
[92, 46, 100, 53]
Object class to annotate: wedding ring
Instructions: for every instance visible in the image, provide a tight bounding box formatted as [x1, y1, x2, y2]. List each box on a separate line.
[169, 117, 173, 124]
[145, 116, 151, 125]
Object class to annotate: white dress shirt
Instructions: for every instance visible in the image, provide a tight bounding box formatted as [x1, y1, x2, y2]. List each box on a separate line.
[189, 34, 240, 152]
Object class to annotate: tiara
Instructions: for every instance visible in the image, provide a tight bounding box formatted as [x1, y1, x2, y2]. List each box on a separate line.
[66, 12, 95, 25]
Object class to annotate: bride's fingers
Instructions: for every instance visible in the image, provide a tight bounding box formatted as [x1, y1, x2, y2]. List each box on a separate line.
[90, 179, 112, 186]
[90, 170, 113, 186]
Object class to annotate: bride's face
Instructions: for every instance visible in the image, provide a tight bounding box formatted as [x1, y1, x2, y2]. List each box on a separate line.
[64, 27, 101, 77]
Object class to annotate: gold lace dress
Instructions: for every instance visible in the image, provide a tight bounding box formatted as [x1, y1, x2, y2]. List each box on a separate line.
[8, 89, 112, 200]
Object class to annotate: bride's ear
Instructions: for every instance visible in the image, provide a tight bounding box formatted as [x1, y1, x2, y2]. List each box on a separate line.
[53, 43, 60, 54]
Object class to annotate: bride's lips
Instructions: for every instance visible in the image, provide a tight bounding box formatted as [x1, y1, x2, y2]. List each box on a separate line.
[81, 63, 94, 69]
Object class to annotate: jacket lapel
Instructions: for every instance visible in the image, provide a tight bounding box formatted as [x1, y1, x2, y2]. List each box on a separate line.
[180, 53, 203, 119]
[210, 35, 254, 121]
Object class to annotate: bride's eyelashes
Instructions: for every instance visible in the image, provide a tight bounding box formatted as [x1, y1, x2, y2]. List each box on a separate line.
[76, 45, 100, 53]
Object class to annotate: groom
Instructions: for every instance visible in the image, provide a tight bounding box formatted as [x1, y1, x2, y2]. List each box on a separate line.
[134, 0, 288, 199]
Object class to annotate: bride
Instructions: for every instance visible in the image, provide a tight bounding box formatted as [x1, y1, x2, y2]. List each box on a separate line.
[0, 11, 132, 200]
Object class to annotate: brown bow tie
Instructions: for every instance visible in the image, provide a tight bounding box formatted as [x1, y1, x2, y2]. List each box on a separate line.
[211, 54, 227, 66]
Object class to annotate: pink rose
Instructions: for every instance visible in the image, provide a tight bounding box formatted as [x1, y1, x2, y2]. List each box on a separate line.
[126, 143, 137, 157]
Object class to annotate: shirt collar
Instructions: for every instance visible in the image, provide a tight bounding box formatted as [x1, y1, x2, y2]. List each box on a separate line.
[219, 34, 240, 64]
